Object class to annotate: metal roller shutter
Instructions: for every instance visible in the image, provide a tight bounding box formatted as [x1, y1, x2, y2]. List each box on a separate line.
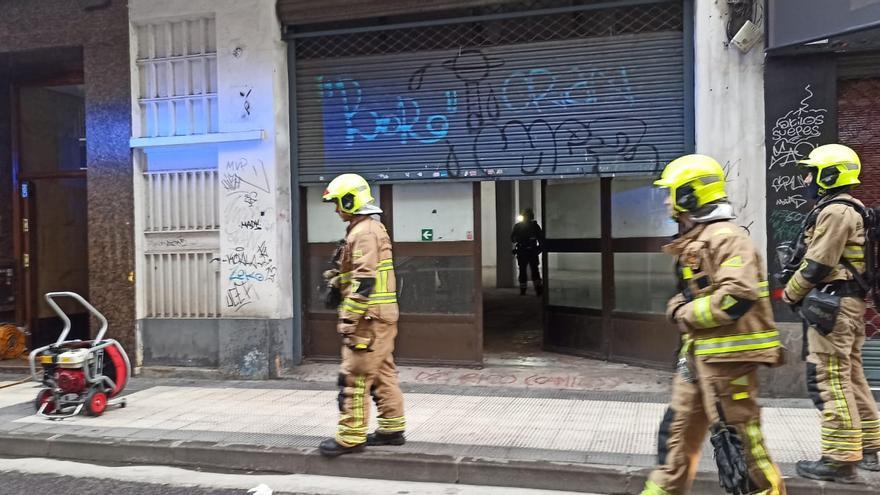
[291, 1, 685, 184]
[838, 73, 880, 389]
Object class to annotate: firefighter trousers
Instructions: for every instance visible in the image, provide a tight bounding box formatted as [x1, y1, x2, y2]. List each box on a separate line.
[805, 296, 880, 463]
[516, 253, 542, 289]
[336, 318, 405, 447]
[643, 361, 785, 495]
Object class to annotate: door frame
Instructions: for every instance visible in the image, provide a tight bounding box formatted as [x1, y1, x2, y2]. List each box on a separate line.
[299, 181, 483, 365]
[541, 177, 676, 367]
[10, 73, 87, 345]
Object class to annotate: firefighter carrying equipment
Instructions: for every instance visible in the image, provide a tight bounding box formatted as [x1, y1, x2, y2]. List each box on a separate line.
[644, 157, 786, 495]
[653, 154, 727, 218]
[324, 189, 405, 454]
[322, 173, 376, 215]
[779, 188, 880, 466]
[0, 323, 26, 360]
[798, 144, 861, 194]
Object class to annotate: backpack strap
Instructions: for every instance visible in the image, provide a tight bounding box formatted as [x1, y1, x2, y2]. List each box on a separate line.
[813, 198, 873, 292]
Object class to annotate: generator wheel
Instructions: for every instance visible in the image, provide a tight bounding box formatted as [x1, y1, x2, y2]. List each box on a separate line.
[35, 389, 55, 414]
[85, 389, 108, 416]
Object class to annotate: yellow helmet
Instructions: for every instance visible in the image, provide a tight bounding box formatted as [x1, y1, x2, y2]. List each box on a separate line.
[653, 154, 727, 217]
[322, 173, 374, 214]
[797, 144, 861, 191]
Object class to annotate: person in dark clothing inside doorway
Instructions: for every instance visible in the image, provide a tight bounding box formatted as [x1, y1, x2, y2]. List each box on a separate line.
[511, 208, 544, 296]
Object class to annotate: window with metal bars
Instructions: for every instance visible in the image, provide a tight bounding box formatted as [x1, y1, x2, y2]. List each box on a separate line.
[295, 1, 682, 60]
[135, 18, 219, 137]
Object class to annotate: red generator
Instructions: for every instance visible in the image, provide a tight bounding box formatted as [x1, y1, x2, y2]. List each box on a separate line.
[28, 292, 130, 418]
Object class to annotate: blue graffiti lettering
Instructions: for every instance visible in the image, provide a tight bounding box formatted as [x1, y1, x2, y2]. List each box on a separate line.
[501, 67, 634, 112]
[320, 76, 452, 147]
[229, 268, 266, 283]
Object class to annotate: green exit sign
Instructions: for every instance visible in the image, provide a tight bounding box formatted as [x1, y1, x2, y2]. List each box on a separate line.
[421, 229, 433, 241]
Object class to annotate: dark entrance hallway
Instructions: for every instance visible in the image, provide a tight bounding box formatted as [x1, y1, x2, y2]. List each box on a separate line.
[483, 287, 544, 362]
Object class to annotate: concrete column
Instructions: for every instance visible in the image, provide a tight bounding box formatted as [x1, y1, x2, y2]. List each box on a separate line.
[495, 181, 515, 288]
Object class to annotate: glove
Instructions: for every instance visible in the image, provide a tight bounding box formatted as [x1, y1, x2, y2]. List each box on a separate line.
[781, 291, 801, 313]
[341, 334, 372, 352]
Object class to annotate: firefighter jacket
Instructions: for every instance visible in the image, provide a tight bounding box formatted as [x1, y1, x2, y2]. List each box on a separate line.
[337, 215, 399, 337]
[664, 220, 784, 365]
[783, 193, 866, 303]
[511, 220, 544, 255]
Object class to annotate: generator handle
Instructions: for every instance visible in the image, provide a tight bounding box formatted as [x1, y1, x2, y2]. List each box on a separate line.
[44, 292, 109, 344]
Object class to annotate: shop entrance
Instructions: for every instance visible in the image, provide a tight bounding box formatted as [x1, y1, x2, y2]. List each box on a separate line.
[1, 48, 89, 370]
[480, 177, 679, 367]
[14, 82, 90, 350]
[480, 180, 545, 363]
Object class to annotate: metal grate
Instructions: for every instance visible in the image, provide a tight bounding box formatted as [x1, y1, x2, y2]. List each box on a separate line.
[296, 2, 682, 60]
[145, 252, 220, 318]
[135, 18, 219, 136]
[142, 169, 221, 318]
[144, 169, 220, 232]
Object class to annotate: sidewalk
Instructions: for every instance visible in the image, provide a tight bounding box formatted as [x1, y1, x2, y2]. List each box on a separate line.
[1, 370, 878, 494]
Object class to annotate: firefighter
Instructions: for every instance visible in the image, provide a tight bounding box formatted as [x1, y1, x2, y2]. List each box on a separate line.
[319, 173, 406, 457]
[781, 144, 880, 481]
[641, 155, 786, 495]
[511, 208, 544, 296]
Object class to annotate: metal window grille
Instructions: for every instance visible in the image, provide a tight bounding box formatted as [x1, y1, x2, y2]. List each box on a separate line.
[145, 252, 220, 318]
[295, 1, 682, 60]
[136, 18, 219, 136]
[144, 169, 220, 232]
[142, 169, 220, 318]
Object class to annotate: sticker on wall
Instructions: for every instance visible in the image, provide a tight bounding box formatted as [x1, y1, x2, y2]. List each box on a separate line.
[421, 229, 434, 241]
[466, 231, 473, 240]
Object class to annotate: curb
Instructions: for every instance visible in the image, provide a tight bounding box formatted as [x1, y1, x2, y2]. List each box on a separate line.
[0, 432, 877, 494]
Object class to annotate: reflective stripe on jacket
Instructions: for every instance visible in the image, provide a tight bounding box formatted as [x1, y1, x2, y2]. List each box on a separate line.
[664, 220, 784, 365]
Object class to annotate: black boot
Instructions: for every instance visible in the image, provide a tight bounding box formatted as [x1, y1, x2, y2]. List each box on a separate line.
[519, 286, 527, 296]
[366, 431, 406, 446]
[318, 438, 365, 457]
[535, 282, 543, 296]
[859, 450, 880, 472]
[796, 457, 860, 483]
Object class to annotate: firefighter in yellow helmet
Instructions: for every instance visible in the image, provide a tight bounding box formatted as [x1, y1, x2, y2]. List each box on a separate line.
[641, 155, 786, 495]
[319, 173, 405, 456]
[780, 144, 880, 481]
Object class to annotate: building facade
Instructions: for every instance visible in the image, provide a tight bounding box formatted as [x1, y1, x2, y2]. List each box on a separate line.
[0, 0, 134, 367]
[8, 0, 865, 396]
[124, 0, 803, 390]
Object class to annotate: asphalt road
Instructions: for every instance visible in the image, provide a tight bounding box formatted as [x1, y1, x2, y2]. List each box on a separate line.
[0, 472, 254, 495]
[0, 457, 598, 495]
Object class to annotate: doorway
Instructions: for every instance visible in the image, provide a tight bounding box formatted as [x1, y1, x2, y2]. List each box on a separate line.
[481, 180, 546, 363]
[12, 81, 89, 350]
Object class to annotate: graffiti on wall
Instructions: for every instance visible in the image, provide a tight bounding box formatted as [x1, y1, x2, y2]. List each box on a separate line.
[309, 39, 683, 181]
[216, 157, 277, 312]
[766, 85, 828, 244]
[764, 73, 834, 323]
